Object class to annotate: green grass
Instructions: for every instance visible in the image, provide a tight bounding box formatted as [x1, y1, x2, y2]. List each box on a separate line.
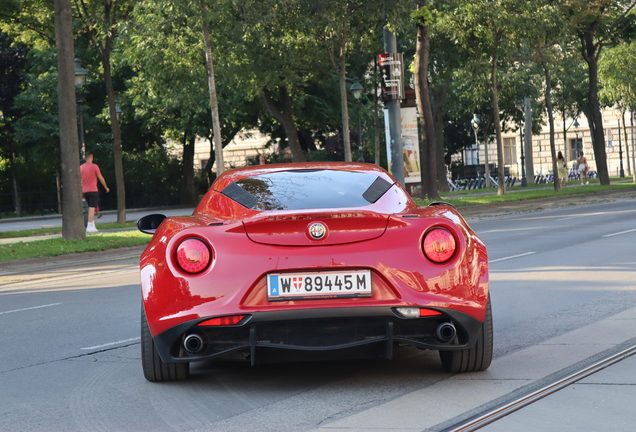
[0, 230, 150, 262]
[415, 182, 636, 207]
[0, 221, 137, 239]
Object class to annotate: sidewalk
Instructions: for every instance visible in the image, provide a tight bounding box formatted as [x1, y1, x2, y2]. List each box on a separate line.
[0, 207, 195, 233]
[311, 306, 636, 432]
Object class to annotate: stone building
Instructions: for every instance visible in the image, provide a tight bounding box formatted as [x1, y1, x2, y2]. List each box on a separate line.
[465, 107, 634, 179]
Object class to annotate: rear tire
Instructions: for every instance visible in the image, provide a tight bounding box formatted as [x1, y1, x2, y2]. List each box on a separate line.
[141, 307, 189, 382]
[439, 296, 493, 373]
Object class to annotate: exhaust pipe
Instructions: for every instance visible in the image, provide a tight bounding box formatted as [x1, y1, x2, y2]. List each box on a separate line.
[183, 334, 204, 354]
[436, 322, 457, 343]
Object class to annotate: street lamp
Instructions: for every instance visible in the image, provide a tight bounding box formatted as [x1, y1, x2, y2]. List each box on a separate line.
[350, 78, 364, 162]
[74, 58, 89, 161]
[116, 105, 122, 121]
[471, 114, 480, 166]
[615, 103, 625, 178]
[471, 114, 490, 187]
[519, 116, 527, 187]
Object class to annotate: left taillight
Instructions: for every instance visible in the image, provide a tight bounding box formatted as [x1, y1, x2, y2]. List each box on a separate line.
[423, 227, 456, 263]
[175, 237, 211, 274]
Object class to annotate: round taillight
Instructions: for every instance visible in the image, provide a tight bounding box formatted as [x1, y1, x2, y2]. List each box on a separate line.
[423, 228, 456, 263]
[176, 238, 211, 273]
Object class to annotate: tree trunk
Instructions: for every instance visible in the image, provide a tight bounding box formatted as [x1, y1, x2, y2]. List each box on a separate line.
[414, 1, 439, 200]
[182, 130, 197, 204]
[632, 110, 636, 183]
[11, 154, 21, 216]
[204, 130, 215, 186]
[432, 78, 451, 192]
[338, 53, 352, 162]
[580, 29, 609, 185]
[621, 110, 631, 176]
[490, 57, 506, 196]
[262, 87, 306, 162]
[374, 55, 380, 166]
[54, 0, 85, 239]
[201, 13, 225, 176]
[102, 37, 126, 223]
[542, 58, 560, 192]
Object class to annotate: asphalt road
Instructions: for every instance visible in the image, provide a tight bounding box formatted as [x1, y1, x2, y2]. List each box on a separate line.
[1, 198, 635, 431]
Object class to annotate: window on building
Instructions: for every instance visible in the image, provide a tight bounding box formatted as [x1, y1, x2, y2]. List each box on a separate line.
[504, 138, 517, 165]
[570, 139, 582, 160]
[201, 159, 209, 169]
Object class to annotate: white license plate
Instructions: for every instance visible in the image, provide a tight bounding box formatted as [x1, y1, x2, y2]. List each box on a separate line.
[267, 270, 372, 301]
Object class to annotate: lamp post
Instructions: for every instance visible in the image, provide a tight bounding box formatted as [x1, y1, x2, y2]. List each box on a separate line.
[350, 78, 364, 162]
[470, 114, 480, 172]
[519, 117, 527, 187]
[74, 58, 89, 161]
[615, 103, 625, 177]
[471, 114, 490, 188]
[116, 105, 122, 121]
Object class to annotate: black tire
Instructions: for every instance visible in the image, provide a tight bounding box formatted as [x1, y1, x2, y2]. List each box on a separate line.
[141, 307, 189, 382]
[439, 296, 493, 373]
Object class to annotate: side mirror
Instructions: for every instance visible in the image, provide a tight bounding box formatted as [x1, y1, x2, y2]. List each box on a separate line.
[137, 214, 167, 235]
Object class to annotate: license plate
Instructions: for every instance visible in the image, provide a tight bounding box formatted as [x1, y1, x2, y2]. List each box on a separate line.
[267, 270, 372, 301]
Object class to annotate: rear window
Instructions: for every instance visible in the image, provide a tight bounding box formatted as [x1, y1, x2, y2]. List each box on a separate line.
[220, 169, 393, 211]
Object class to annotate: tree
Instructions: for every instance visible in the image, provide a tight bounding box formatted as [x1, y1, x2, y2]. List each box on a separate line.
[517, 1, 571, 192]
[566, 0, 636, 185]
[0, 32, 28, 214]
[552, 44, 587, 164]
[302, 0, 382, 163]
[438, 0, 523, 195]
[74, 0, 133, 223]
[228, 0, 330, 162]
[599, 40, 636, 178]
[412, 1, 439, 199]
[54, 0, 85, 239]
[201, 1, 224, 176]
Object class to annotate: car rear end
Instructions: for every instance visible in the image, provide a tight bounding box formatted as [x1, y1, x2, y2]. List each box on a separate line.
[140, 163, 490, 378]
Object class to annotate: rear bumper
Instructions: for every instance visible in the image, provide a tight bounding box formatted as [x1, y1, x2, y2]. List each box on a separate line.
[152, 306, 483, 364]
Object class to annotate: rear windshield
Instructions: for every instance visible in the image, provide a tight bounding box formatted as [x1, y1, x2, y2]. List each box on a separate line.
[220, 169, 393, 211]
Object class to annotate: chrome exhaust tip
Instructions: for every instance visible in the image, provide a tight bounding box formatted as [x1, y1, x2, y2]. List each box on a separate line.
[183, 334, 204, 354]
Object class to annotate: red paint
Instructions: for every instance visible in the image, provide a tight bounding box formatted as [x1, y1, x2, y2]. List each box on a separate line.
[140, 163, 489, 338]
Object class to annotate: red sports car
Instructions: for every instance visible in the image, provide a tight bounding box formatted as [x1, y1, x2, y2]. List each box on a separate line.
[138, 162, 491, 382]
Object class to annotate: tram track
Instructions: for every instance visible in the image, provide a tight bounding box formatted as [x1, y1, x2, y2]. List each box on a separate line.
[442, 342, 636, 432]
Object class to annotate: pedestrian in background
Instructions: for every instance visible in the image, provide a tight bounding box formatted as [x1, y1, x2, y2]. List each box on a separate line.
[80, 152, 109, 232]
[577, 151, 589, 185]
[557, 151, 567, 186]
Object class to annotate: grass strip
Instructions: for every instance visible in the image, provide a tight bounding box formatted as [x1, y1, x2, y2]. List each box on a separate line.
[0, 230, 150, 262]
[415, 183, 636, 207]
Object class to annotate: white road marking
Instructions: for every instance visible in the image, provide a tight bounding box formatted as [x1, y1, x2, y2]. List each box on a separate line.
[81, 337, 140, 350]
[490, 252, 537, 263]
[0, 303, 62, 315]
[602, 228, 636, 238]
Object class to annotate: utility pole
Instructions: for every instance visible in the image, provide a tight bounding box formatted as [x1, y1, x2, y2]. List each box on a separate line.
[382, 27, 405, 186]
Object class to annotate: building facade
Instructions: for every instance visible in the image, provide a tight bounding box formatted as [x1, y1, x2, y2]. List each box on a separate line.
[468, 108, 634, 179]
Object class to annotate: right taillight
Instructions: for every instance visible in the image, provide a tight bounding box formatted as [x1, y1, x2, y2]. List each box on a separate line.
[175, 238, 211, 273]
[423, 228, 456, 263]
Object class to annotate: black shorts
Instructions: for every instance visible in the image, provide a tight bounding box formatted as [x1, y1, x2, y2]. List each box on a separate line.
[84, 192, 99, 208]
